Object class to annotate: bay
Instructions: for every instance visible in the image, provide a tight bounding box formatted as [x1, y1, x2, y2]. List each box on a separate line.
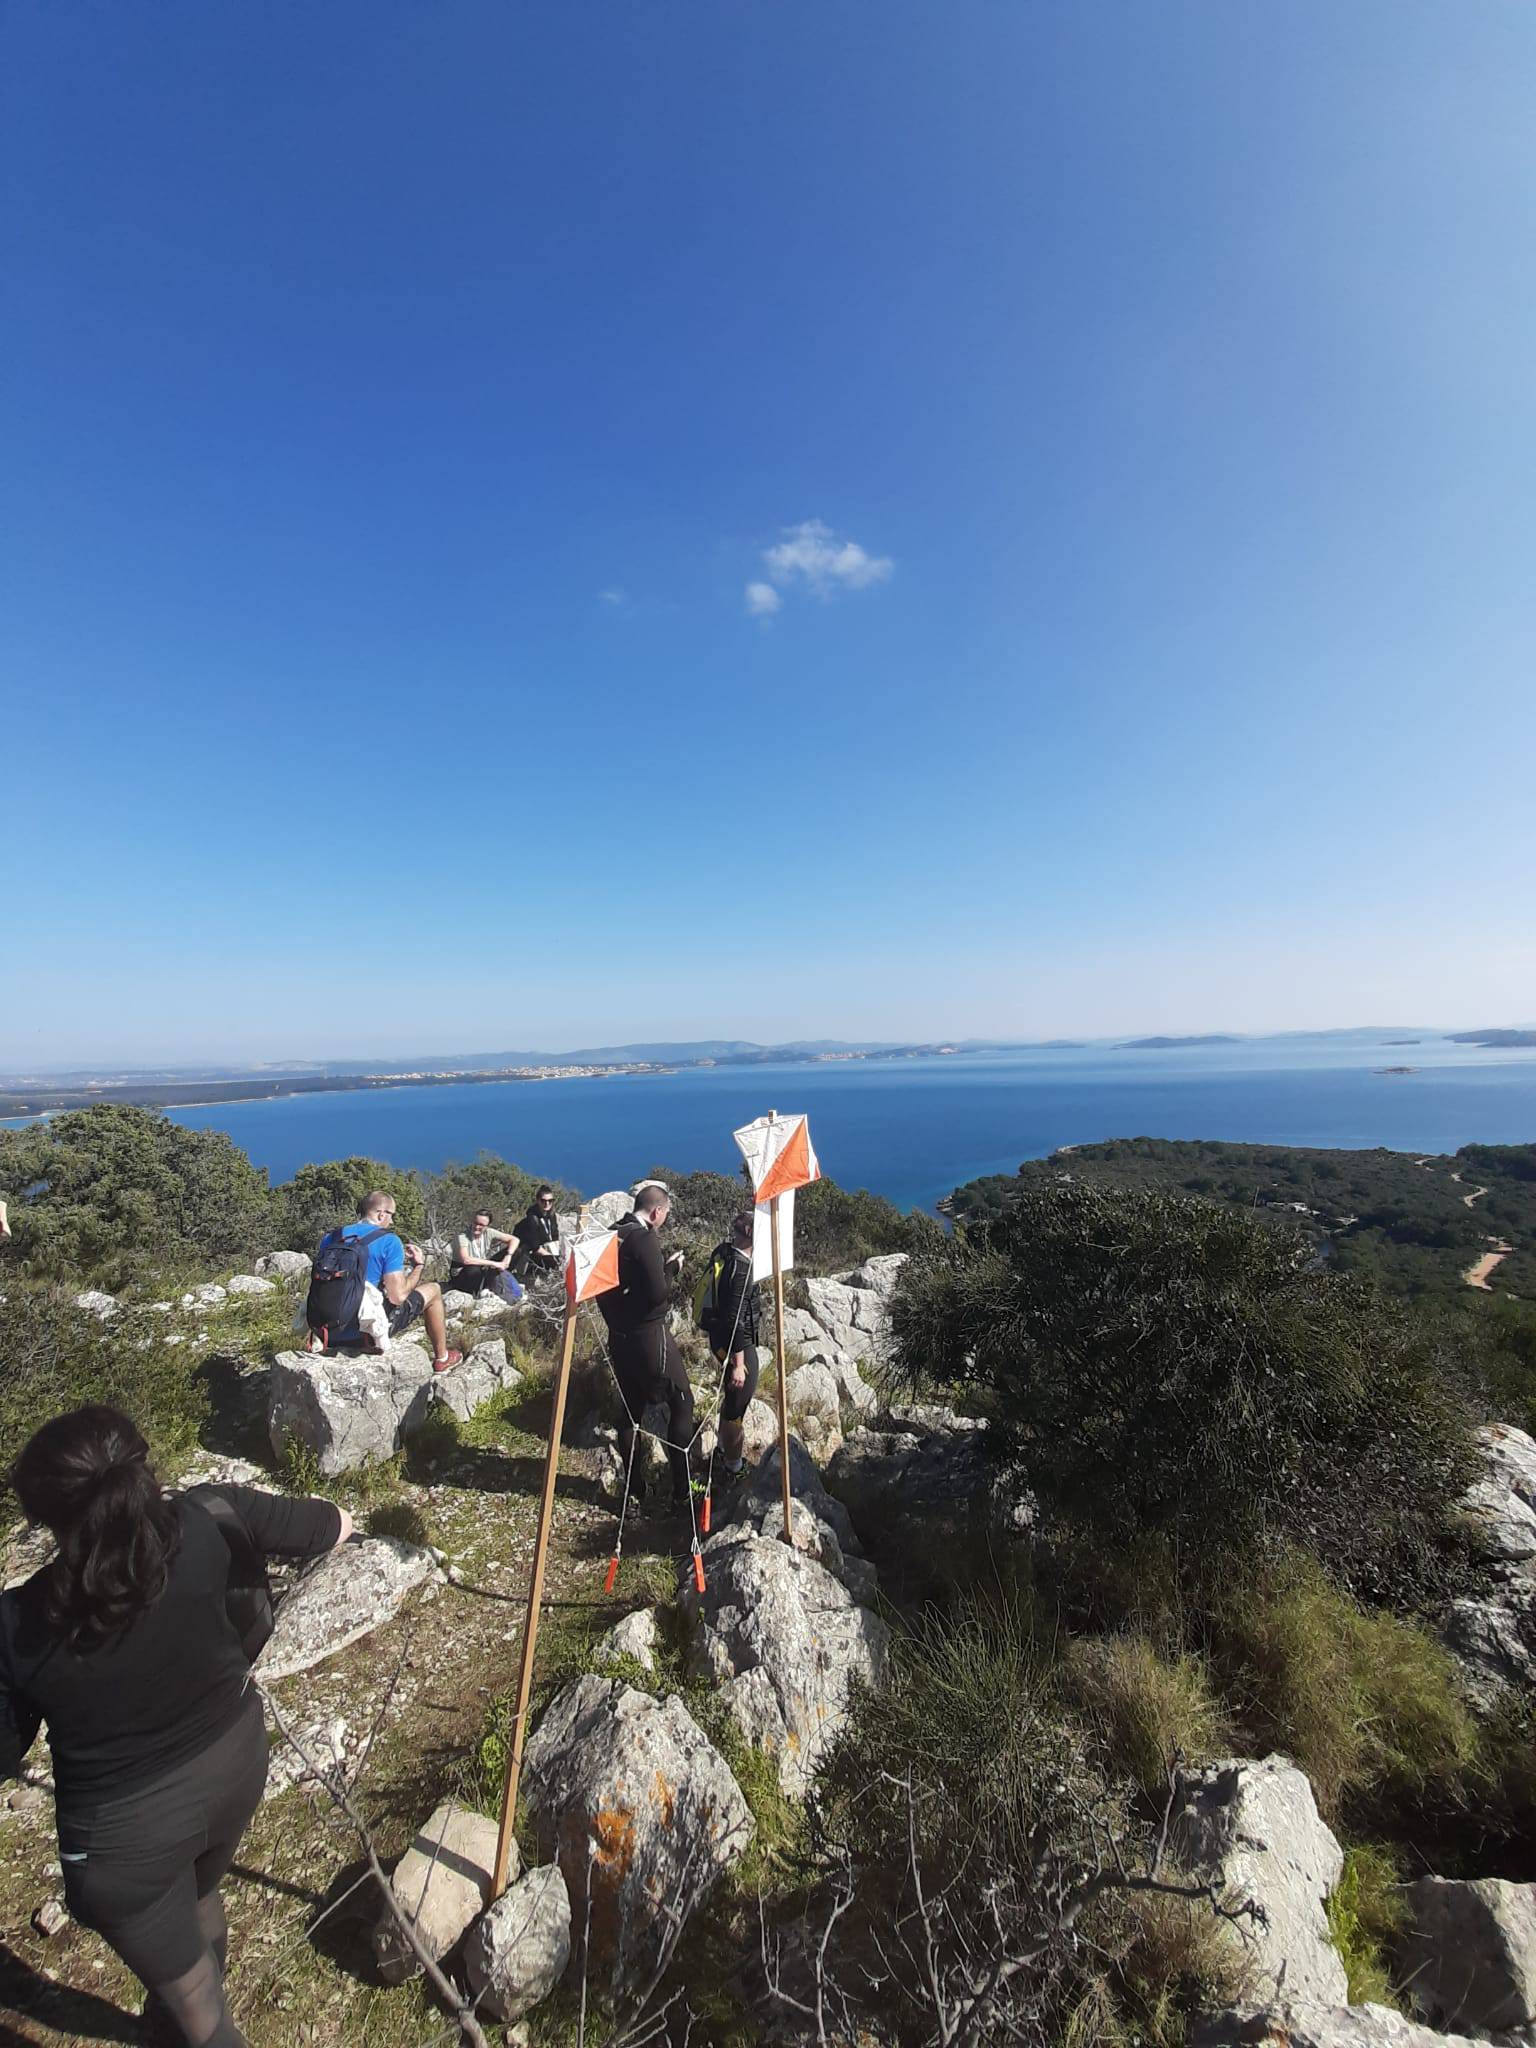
[158, 1040, 1536, 1214]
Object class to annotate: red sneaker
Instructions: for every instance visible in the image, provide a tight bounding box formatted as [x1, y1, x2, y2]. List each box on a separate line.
[431, 1350, 463, 1374]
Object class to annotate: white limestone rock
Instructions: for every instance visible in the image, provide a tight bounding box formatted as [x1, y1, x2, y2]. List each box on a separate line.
[1192, 2006, 1487, 2047]
[1401, 1875, 1536, 2034]
[522, 1676, 752, 1995]
[256, 1249, 312, 1282]
[226, 1273, 276, 1298]
[256, 1534, 435, 1682]
[684, 1525, 889, 1798]
[181, 1282, 228, 1311]
[373, 1800, 503, 1983]
[267, 1337, 518, 1473]
[72, 1290, 118, 1320]
[1172, 1755, 1346, 2011]
[464, 1864, 571, 2022]
[592, 1607, 660, 1676]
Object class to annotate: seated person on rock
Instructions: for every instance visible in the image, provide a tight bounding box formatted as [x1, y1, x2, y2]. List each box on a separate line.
[598, 1180, 693, 1512]
[448, 1210, 525, 1303]
[512, 1185, 562, 1282]
[322, 1190, 462, 1373]
[697, 1208, 762, 1486]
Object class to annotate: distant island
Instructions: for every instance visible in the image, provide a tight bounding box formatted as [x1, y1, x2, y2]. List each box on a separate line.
[1115, 1034, 1243, 1050]
[1449, 1029, 1536, 1049]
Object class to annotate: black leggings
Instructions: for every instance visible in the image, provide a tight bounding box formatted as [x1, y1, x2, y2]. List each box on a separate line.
[610, 1325, 695, 1497]
[58, 1694, 266, 2042]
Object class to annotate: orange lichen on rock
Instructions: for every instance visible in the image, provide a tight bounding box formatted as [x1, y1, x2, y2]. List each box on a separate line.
[592, 1805, 637, 1877]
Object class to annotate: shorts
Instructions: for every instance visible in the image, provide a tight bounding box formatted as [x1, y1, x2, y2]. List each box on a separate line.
[57, 1694, 268, 1986]
[386, 1288, 426, 1336]
[715, 1341, 761, 1420]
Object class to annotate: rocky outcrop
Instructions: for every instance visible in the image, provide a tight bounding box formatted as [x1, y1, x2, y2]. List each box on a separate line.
[803, 1275, 891, 1373]
[1172, 1755, 1347, 2011]
[439, 1288, 475, 1317]
[256, 1534, 436, 1682]
[267, 1338, 521, 1473]
[592, 1607, 660, 1676]
[827, 1406, 1031, 1564]
[226, 1273, 276, 1298]
[256, 1249, 312, 1282]
[464, 1865, 572, 2023]
[521, 1675, 752, 1995]
[181, 1282, 228, 1310]
[72, 1289, 118, 1320]
[374, 1800, 503, 1983]
[1192, 2007, 1486, 2047]
[684, 1524, 889, 1798]
[1443, 1424, 1536, 1708]
[784, 1361, 843, 1463]
[1400, 1875, 1536, 2034]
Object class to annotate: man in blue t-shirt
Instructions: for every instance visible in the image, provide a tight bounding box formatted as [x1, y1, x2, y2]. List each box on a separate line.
[340, 1190, 462, 1372]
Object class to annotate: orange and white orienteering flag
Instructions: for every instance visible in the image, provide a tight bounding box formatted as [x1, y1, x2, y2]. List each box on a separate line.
[566, 1229, 621, 1305]
[734, 1112, 821, 1205]
[734, 1114, 822, 1280]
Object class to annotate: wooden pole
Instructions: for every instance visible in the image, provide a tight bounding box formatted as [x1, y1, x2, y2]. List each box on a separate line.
[492, 1289, 579, 1898]
[770, 1190, 792, 1544]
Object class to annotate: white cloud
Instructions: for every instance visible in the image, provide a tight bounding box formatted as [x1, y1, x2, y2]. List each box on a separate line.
[599, 587, 626, 607]
[744, 580, 783, 618]
[760, 518, 893, 599]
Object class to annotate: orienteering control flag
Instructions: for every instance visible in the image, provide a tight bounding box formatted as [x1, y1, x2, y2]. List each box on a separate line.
[733, 1114, 822, 1281]
[734, 1113, 821, 1205]
[567, 1229, 621, 1305]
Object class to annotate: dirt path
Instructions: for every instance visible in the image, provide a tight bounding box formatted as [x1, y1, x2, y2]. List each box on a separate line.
[0, 1402, 675, 2048]
[1465, 1240, 1516, 1291]
[1449, 1169, 1489, 1208]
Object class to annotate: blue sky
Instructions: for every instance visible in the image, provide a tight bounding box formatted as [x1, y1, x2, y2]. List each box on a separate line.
[4, 1, 1534, 1067]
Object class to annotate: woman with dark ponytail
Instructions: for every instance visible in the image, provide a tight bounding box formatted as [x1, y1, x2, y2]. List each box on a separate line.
[0, 1407, 351, 2046]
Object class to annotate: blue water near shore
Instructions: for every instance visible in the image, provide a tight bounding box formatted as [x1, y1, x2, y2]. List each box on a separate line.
[152, 1040, 1536, 1214]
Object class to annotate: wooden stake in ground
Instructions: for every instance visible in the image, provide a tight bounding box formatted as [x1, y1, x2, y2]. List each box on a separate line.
[769, 1187, 792, 1543]
[492, 1286, 579, 1898]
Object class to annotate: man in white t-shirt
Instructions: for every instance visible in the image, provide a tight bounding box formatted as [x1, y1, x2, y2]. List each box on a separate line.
[449, 1210, 525, 1303]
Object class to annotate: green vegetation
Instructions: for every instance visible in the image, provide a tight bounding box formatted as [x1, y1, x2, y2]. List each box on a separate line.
[1063, 1635, 1231, 1800]
[894, 1181, 1474, 1608]
[950, 1137, 1536, 1428]
[1326, 1843, 1407, 2007]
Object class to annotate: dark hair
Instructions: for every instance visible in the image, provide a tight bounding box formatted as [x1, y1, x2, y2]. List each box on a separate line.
[536, 1185, 554, 1200]
[12, 1407, 181, 1651]
[473, 1208, 491, 1224]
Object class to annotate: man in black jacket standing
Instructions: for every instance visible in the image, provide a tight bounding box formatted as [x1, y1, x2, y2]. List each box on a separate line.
[598, 1181, 693, 1510]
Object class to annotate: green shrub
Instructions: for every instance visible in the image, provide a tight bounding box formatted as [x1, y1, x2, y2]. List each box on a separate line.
[0, 1286, 209, 1501]
[0, 1104, 276, 1284]
[892, 1183, 1475, 1608]
[1064, 1635, 1230, 1799]
[273, 1156, 426, 1253]
[367, 1500, 432, 1548]
[1216, 1558, 1475, 1815]
[1327, 1844, 1406, 2007]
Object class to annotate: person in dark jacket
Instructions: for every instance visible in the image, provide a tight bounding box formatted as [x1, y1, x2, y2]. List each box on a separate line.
[700, 1209, 762, 1480]
[0, 1406, 350, 2046]
[597, 1181, 693, 1508]
[513, 1186, 562, 1282]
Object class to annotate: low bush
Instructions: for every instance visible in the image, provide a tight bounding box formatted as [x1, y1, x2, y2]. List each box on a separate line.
[1064, 1635, 1230, 1800]
[1215, 1557, 1475, 1816]
[1326, 1843, 1406, 2008]
[0, 1286, 209, 1503]
[892, 1183, 1475, 1609]
[1071, 1887, 1252, 2048]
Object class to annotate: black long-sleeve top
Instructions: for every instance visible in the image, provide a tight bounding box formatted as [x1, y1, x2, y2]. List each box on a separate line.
[0, 1484, 340, 1806]
[598, 1212, 672, 1336]
[515, 1206, 561, 1258]
[704, 1241, 760, 1352]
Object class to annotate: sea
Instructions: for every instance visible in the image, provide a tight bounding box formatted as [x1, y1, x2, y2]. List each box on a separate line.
[147, 1038, 1536, 1216]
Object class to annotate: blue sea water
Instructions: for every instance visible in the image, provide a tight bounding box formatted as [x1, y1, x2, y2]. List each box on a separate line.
[152, 1040, 1536, 1215]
